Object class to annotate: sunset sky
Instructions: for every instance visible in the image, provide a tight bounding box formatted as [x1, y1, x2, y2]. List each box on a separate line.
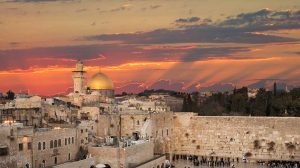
[0, 0, 300, 95]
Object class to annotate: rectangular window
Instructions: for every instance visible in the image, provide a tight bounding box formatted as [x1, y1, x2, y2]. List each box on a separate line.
[0, 147, 8, 156]
[65, 138, 67, 145]
[28, 142, 32, 150]
[58, 139, 61, 147]
[50, 140, 53, 149]
[43, 142, 46, 150]
[19, 143, 23, 151]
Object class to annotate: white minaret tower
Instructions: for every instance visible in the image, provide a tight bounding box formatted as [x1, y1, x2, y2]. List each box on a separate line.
[72, 60, 86, 94]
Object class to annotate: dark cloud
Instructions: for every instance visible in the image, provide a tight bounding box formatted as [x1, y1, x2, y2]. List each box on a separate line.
[149, 5, 161, 9]
[175, 17, 201, 23]
[220, 9, 300, 31]
[0, 42, 252, 71]
[85, 9, 300, 44]
[85, 26, 297, 44]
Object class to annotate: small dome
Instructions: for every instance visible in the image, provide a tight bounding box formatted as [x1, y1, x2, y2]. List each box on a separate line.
[88, 72, 114, 90]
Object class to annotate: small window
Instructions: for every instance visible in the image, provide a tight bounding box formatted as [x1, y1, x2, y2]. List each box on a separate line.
[167, 129, 169, 136]
[38, 142, 41, 150]
[72, 137, 74, 144]
[68, 138, 71, 144]
[19, 143, 23, 151]
[81, 129, 83, 133]
[54, 140, 57, 148]
[137, 120, 140, 125]
[50, 140, 53, 149]
[68, 153, 71, 160]
[43, 142, 46, 150]
[54, 157, 57, 164]
[28, 142, 32, 150]
[65, 138, 67, 145]
[0, 147, 9, 156]
[58, 139, 61, 147]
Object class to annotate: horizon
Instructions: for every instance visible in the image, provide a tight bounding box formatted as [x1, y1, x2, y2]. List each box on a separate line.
[1, 0, 300, 95]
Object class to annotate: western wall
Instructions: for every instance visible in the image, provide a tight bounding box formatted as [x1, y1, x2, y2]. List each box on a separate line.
[172, 112, 300, 161]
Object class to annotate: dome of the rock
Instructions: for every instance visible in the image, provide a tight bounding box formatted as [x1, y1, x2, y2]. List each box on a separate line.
[88, 72, 114, 90]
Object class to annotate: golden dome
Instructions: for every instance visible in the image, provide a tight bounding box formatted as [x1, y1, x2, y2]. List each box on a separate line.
[88, 72, 114, 90]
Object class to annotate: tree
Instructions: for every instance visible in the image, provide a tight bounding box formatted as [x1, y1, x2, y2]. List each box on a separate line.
[182, 95, 188, 112]
[6, 90, 15, 100]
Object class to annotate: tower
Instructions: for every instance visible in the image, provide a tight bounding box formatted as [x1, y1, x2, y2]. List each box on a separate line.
[72, 60, 86, 94]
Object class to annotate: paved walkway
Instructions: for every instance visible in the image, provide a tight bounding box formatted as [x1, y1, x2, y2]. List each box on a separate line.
[172, 160, 267, 168]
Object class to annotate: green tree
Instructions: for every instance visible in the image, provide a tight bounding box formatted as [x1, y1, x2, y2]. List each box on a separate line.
[6, 90, 15, 100]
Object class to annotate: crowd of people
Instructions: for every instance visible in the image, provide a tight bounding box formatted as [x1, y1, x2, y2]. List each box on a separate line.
[263, 160, 299, 168]
[171, 155, 300, 168]
[172, 155, 237, 167]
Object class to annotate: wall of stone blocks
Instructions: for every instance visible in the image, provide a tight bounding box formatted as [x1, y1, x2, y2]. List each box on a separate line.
[53, 157, 96, 168]
[31, 128, 79, 168]
[135, 155, 166, 168]
[0, 126, 18, 168]
[172, 113, 300, 161]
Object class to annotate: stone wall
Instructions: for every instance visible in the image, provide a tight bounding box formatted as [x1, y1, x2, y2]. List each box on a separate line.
[172, 113, 300, 161]
[89, 141, 155, 168]
[0, 125, 18, 168]
[32, 128, 79, 168]
[53, 157, 95, 168]
[135, 155, 166, 168]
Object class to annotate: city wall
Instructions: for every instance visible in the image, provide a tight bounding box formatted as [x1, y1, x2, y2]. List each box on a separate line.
[172, 113, 300, 161]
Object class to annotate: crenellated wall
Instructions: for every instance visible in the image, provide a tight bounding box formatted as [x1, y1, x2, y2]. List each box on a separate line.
[172, 113, 300, 161]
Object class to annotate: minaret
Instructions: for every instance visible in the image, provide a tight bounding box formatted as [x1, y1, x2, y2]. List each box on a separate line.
[72, 60, 86, 94]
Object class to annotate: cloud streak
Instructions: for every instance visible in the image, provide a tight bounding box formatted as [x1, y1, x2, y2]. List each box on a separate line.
[85, 9, 300, 44]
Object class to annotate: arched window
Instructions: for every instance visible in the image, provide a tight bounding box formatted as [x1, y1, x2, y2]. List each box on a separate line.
[68, 137, 71, 144]
[54, 140, 57, 148]
[50, 140, 53, 149]
[43, 142, 46, 150]
[72, 137, 74, 144]
[65, 138, 67, 145]
[38, 142, 41, 150]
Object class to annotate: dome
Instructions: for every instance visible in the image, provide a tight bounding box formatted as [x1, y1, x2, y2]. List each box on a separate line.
[88, 72, 114, 90]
